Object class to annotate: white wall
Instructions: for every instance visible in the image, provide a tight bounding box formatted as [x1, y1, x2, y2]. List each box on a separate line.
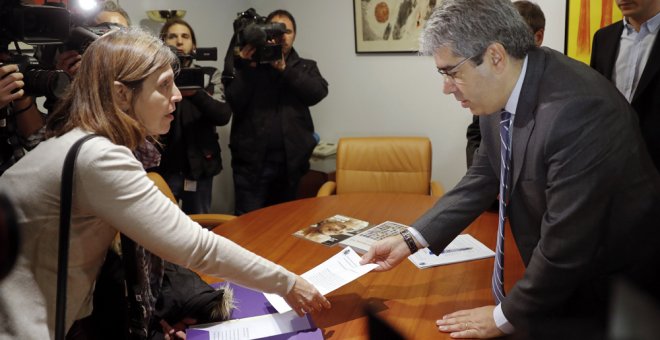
[121, 0, 566, 214]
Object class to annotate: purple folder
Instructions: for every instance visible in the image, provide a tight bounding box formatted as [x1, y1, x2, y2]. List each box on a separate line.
[186, 283, 323, 340]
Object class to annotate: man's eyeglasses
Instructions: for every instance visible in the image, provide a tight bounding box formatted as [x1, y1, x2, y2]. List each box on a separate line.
[436, 54, 478, 82]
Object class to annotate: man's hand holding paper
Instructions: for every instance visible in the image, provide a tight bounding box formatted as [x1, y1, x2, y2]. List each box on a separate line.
[359, 233, 413, 271]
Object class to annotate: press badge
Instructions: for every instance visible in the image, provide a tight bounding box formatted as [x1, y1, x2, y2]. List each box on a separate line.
[184, 179, 197, 192]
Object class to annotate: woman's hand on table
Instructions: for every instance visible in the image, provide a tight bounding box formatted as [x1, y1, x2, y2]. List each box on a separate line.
[284, 276, 331, 317]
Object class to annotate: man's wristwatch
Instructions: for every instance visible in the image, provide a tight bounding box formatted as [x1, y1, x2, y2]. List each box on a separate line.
[400, 229, 419, 254]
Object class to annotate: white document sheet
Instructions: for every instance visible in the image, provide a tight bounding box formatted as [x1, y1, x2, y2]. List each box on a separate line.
[190, 310, 312, 340]
[264, 247, 379, 313]
[408, 234, 495, 269]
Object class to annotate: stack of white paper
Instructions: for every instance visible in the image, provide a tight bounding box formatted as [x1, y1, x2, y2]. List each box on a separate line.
[189, 310, 312, 340]
[408, 234, 495, 269]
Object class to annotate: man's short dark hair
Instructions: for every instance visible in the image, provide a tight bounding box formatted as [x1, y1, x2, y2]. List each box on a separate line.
[159, 18, 197, 47]
[513, 1, 545, 34]
[96, 0, 131, 26]
[266, 9, 297, 33]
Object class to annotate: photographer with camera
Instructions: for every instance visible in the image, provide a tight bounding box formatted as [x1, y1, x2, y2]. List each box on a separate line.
[156, 18, 232, 215]
[225, 9, 328, 215]
[0, 52, 46, 176]
[55, 1, 130, 78]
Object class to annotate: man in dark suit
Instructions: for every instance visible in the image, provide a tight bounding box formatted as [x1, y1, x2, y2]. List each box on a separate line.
[361, 0, 660, 338]
[591, 0, 660, 171]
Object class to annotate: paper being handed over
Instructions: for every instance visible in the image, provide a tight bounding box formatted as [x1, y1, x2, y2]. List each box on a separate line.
[264, 247, 378, 313]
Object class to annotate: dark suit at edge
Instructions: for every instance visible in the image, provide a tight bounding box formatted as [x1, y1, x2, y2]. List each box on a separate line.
[413, 47, 660, 326]
[591, 20, 660, 172]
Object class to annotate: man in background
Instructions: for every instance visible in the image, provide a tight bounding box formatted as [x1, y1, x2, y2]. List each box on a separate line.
[225, 9, 328, 215]
[157, 18, 232, 214]
[466, 0, 545, 168]
[55, 0, 131, 77]
[591, 0, 660, 171]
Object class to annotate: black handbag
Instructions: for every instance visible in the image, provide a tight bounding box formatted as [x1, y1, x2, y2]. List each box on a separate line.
[54, 134, 154, 340]
[56, 134, 230, 340]
[55, 134, 98, 340]
[55, 134, 157, 340]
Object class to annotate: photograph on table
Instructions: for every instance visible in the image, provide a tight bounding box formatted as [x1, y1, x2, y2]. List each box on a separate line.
[293, 214, 370, 246]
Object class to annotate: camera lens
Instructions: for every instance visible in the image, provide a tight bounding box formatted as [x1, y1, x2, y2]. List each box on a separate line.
[23, 68, 71, 98]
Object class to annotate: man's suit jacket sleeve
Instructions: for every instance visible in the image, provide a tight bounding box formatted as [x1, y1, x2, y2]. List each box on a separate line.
[413, 126, 500, 253]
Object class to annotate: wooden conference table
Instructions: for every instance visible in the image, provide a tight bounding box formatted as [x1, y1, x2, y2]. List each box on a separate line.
[206, 193, 524, 339]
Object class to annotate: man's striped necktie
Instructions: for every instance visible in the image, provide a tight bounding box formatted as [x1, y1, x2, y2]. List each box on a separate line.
[493, 110, 512, 304]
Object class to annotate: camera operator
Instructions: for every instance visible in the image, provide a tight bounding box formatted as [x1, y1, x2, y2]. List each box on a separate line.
[0, 53, 46, 176]
[55, 0, 130, 77]
[156, 18, 232, 214]
[0, 50, 46, 339]
[225, 9, 328, 215]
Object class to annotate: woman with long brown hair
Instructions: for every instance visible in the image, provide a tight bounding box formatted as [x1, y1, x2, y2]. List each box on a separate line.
[0, 28, 329, 338]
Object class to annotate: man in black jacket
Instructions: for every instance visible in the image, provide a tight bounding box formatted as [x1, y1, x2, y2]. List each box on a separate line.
[158, 19, 232, 214]
[225, 9, 328, 215]
[591, 0, 660, 172]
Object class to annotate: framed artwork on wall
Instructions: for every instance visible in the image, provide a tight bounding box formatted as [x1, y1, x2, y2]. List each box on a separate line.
[353, 0, 439, 53]
[565, 0, 622, 65]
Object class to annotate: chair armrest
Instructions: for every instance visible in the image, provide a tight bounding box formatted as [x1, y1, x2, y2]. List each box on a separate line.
[190, 213, 237, 230]
[316, 181, 337, 197]
[430, 181, 445, 198]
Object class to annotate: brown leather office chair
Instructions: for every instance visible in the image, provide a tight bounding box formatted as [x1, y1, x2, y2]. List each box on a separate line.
[146, 172, 236, 230]
[316, 137, 444, 197]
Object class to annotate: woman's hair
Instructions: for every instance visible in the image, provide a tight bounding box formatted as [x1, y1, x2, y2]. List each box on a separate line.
[46, 28, 177, 149]
[159, 18, 197, 47]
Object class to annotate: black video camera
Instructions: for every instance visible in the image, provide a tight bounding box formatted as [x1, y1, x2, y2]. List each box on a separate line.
[0, 0, 74, 99]
[171, 47, 218, 91]
[1, 53, 70, 99]
[233, 8, 287, 63]
[0, 1, 71, 45]
[64, 23, 123, 55]
[1, 1, 130, 100]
